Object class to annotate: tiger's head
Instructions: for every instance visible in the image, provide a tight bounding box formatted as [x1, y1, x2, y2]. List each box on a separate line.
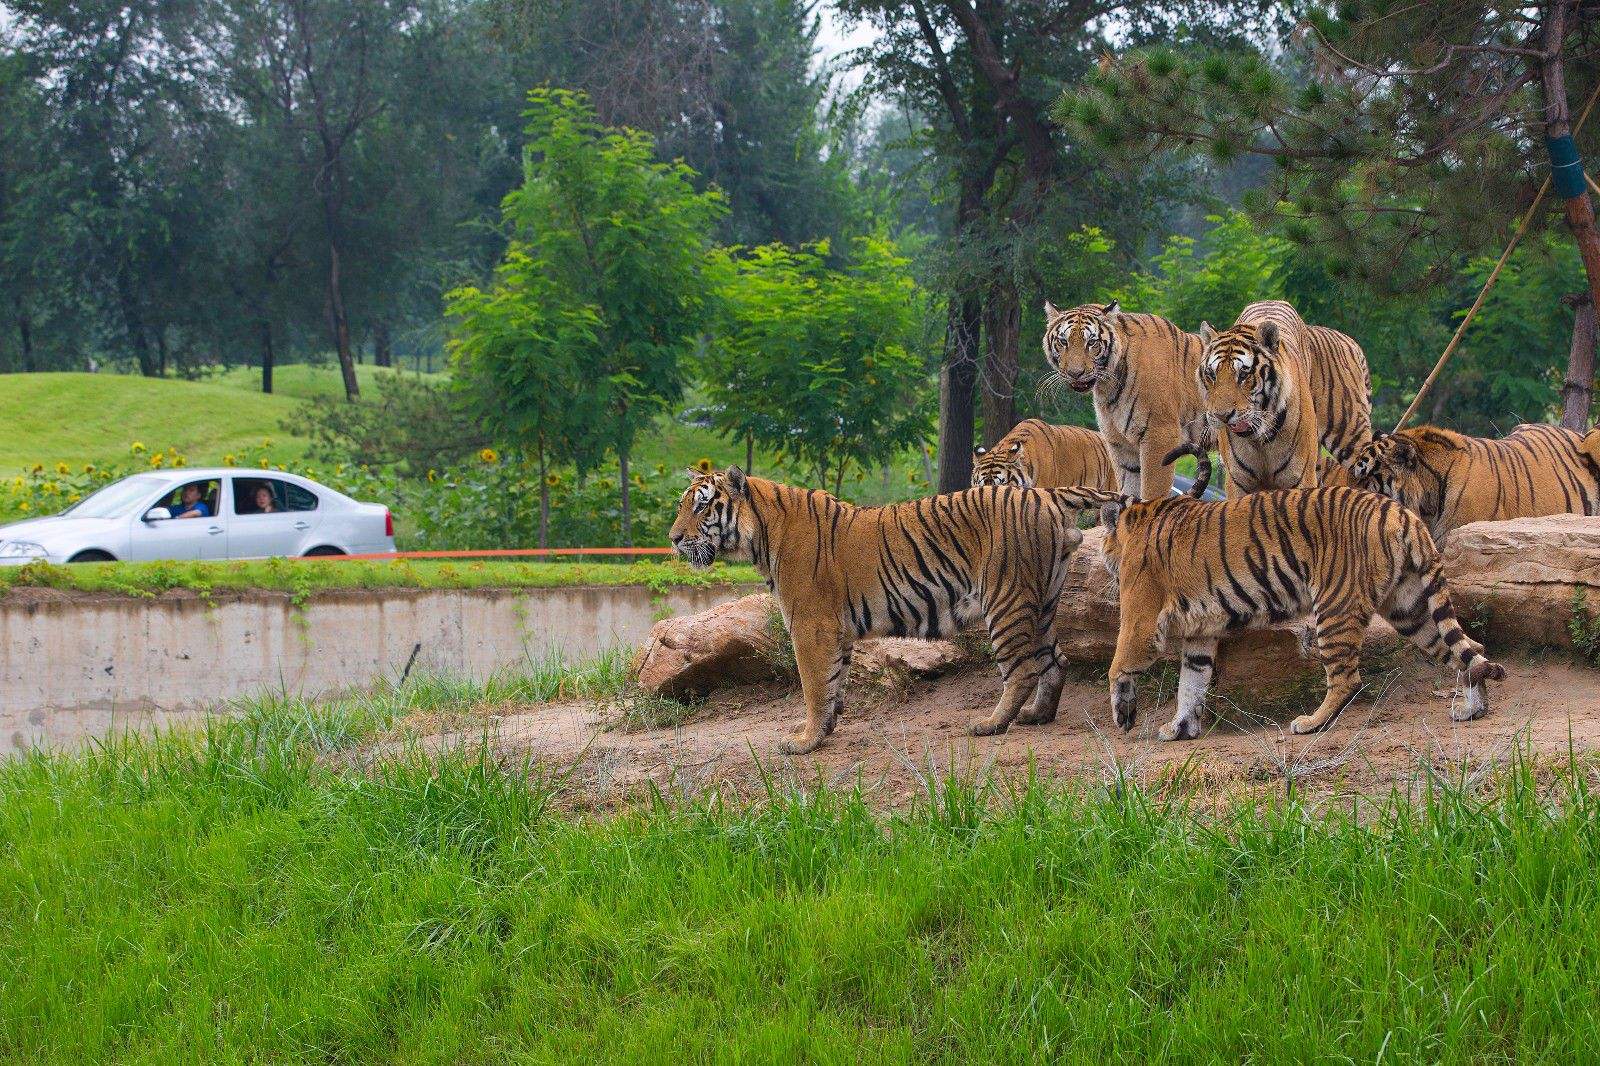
[971, 439, 1032, 487]
[669, 466, 756, 569]
[1198, 320, 1283, 442]
[1043, 301, 1122, 395]
[1343, 434, 1424, 511]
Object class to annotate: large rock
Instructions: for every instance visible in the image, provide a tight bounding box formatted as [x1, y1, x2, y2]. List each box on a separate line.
[635, 593, 787, 698]
[1441, 516, 1600, 648]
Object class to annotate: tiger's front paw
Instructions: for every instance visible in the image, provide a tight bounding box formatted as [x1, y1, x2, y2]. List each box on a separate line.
[1289, 713, 1324, 735]
[778, 730, 825, 756]
[1157, 715, 1201, 742]
[968, 716, 1011, 737]
[1015, 707, 1057, 727]
[1112, 678, 1136, 732]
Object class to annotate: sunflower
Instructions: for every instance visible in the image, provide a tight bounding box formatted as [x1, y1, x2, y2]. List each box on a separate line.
[30, 464, 42, 474]
[223, 454, 237, 467]
[545, 472, 563, 488]
[479, 448, 499, 464]
[18, 502, 29, 512]
[149, 454, 165, 468]
[82, 464, 95, 474]
[55, 462, 69, 475]
[130, 442, 146, 454]
[693, 457, 715, 474]
[173, 457, 186, 468]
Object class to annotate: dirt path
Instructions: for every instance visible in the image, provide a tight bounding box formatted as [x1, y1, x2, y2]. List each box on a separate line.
[368, 652, 1600, 809]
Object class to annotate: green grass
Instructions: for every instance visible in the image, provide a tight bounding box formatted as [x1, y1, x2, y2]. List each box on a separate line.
[0, 557, 761, 598]
[0, 366, 428, 474]
[3, 681, 1600, 1060]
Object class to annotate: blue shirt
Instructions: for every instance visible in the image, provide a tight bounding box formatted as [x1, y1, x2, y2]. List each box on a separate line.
[173, 498, 211, 518]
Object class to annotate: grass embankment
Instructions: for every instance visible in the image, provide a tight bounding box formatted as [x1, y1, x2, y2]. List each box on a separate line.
[2, 672, 1599, 1060]
[0, 557, 760, 598]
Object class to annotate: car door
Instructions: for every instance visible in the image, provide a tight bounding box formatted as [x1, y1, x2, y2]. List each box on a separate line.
[228, 477, 322, 558]
[126, 479, 228, 561]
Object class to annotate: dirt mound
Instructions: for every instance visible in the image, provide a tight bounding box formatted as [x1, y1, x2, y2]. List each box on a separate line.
[364, 649, 1600, 810]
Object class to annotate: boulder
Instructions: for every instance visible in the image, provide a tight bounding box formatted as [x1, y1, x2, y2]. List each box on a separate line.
[635, 593, 787, 699]
[1440, 516, 1600, 649]
[853, 637, 968, 678]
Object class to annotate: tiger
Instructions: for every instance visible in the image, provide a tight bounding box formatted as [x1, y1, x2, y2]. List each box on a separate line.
[1040, 301, 1209, 499]
[1049, 485, 1505, 742]
[1194, 300, 1372, 494]
[668, 467, 1089, 754]
[1342, 423, 1600, 544]
[970, 418, 1117, 490]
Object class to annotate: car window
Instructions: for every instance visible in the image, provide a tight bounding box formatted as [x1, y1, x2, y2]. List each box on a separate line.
[160, 480, 220, 515]
[234, 478, 317, 514]
[64, 475, 168, 518]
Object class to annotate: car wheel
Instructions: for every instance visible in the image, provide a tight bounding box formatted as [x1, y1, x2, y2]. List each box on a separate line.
[303, 546, 345, 557]
[67, 550, 116, 563]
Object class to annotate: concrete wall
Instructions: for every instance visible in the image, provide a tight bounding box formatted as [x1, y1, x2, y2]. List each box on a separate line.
[2, 583, 756, 755]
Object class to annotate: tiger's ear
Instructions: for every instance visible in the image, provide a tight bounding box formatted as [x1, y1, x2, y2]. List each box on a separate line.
[1101, 300, 1120, 318]
[1580, 429, 1600, 466]
[1099, 501, 1124, 529]
[973, 445, 987, 457]
[1043, 300, 1059, 317]
[1390, 438, 1419, 471]
[1198, 321, 1216, 344]
[1257, 320, 1280, 353]
[724, 465, 749, 496]
[685, 467, 705, 480]
[1008, 441, 1022, 454]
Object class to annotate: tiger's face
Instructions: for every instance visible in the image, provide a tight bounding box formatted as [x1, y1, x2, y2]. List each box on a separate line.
[669, 467, 754, 569]
[971, 440, 1033, 487]
[1344, 435, 1422, 510]
[1043, 301, 1121, 394]
[1198, 321, 1281, 441]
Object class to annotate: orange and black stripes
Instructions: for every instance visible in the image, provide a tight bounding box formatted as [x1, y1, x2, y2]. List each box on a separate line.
[972, 418, 1118, 490]
[1344, 423, 1600, 543]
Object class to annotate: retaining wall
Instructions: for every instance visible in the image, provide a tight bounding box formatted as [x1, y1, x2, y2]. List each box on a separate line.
[2, 583, 757, 754]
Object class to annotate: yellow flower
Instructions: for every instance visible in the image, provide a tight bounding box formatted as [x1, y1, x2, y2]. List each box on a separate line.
[82, 464, 95, 474]
[223, 454, 236, 467]
[427, 469, 437, 482]
[335, 464, 345, 475]
[68, 493, 81, 504]
[173, 457, 186, 468]
[479, 448, 499, 464]
[131, 442, 146, 454]
[41, 482, 58, 495]
[18, 502, 29, 512]
[261, 438, 272, 448]
[654, 464, 667, 476]
[30, 464, 42, 474]
[545, 473, 562, 487]
[149, 454, 164, 468]
[55, 462, 69, 475]
[693, 457, 715, 474]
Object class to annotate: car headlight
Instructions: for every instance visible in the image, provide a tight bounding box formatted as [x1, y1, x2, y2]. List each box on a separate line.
[0, 541, 48, 559]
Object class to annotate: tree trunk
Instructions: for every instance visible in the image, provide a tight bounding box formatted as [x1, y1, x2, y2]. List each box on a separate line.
[117, 269, 157, 377]
[938, 292, 982, 492]
[982, 279, 1019, 447]
[1540, 5, 1600, 429]
[259, 319, 276, 395]
[156, 328, 168, 376]
[14, 299, 33, 373]
[619, 448, 632, 548]
[537, 441, 550, 550]
[374, 320, 393, 368]
[1561, 293, 1596, 430]
[322, 225, 361, 402]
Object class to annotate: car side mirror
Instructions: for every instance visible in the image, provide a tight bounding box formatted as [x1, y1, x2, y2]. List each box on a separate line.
[143, 507, 172, 522]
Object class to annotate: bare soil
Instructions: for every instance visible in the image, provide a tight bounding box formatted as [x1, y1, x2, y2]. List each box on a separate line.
[361, 650, 1600, 810]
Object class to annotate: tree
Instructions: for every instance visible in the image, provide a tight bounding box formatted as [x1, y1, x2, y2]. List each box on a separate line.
[1066, 0, 1600, 428]
[704, 236, 932, 493]
[465, 88, 725, 546]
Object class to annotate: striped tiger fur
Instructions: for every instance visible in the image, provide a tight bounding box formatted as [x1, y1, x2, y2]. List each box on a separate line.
[1040, 301, 1208, 499]
[1052, 485, 1504, 742]
[1343, 423, 1600, 543]
[669, 467, 1090, 754]
[1196, 300, 1372, 494]
[971, 418, 1118, 489]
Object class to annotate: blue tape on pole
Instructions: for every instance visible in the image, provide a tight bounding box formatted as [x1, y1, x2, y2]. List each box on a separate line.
[1548, 134, 1587, 199]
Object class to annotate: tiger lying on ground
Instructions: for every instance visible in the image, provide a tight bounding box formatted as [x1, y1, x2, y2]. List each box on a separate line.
[971, 418, 1118, 489]
[1194, 300, 1372, 494]
[1051, 485, 1504, 742]
[1040, 301, 1208, 499]
[1342, 423, 1600, 544]
[668, 468, 1089, 754]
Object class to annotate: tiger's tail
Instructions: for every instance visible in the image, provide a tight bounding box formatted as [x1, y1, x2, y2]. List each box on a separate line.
[1160, 418, 1217, 498]
[1386, 560, 1505, 685]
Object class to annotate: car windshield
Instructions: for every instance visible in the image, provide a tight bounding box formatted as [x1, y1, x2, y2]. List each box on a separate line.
[61, 475, 170, 519]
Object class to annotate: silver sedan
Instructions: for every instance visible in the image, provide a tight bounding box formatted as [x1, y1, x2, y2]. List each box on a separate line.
[0, 468, 395, 564]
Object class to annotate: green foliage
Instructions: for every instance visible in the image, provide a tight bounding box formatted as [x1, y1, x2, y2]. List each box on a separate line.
[703, 236, 933, 492]
[299, 372, 488, 478]
[1112, 211, 1291, 331]
[7, 721, 1600, 1058]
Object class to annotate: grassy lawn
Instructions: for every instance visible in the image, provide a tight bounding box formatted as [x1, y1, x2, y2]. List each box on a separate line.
[1, 679, 1598, 1061]
[0, 557, 760, 598]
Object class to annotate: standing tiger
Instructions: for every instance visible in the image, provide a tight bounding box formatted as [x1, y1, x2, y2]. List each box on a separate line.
[1195, 300, 1372, 494]
[1041, 301, 1208, 499]
[971, 418, 1118, 490]
[668, 468, 1089, 754]
[1050, 486, 1504, 742]
[1343, 423, 1600, 544]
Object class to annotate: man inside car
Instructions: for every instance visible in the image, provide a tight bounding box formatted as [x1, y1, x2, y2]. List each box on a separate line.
[170, 483, 212, 519]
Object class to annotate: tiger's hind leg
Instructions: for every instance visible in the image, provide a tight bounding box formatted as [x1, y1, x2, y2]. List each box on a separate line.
[970, 598, 1055, 737]
[1382, 567, 1504, 722]
[1158, 637, 1217, 741]
[1290, 613, 1367, 735]
[1015, 646, 1067, 726]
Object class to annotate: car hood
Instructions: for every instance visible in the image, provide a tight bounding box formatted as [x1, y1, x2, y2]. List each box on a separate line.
[0, 514, 121, 544]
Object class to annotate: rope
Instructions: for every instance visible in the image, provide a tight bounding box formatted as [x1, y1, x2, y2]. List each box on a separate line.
[1394, 77, 1600, 432]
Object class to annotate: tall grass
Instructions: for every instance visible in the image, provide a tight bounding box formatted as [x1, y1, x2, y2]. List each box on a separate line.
[2, 702, 1599, 1060]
